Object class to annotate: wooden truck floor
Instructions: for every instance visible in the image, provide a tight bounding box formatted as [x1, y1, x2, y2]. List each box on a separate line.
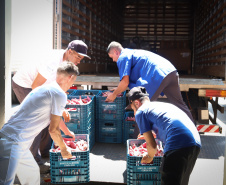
[74, 74, 226, 91]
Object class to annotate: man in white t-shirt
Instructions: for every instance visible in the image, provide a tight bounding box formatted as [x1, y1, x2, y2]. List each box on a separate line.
[12, 40, 91, 166]
[0, 62, 79, 185]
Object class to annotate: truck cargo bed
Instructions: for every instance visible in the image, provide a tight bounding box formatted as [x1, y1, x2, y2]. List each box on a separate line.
[74, 74, 226, 91]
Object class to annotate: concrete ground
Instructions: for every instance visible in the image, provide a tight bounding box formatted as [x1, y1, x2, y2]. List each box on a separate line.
[11, 98, 226, 185]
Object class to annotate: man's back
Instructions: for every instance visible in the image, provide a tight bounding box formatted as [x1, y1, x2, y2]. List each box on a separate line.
[117, 48, 176, 98]
[13, 49, 65, 88]
[0, 81, 66, 149]
[135, 101, 201, 153]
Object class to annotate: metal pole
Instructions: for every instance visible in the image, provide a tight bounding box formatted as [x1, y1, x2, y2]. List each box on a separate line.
[0, 0, 6, 128]
[5, 0, 12, 123]
[53, 0, 62, 49]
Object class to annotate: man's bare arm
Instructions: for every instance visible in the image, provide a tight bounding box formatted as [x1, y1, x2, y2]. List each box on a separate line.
[49, 114, 72, 159]
[105, 75, 129, 102]
[141, 130, 157, 163]
[31, 72, 47, 89]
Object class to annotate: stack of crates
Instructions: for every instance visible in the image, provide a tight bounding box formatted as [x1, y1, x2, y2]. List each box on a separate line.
[73, 90, 101, 149]
[95, 91, 126, 143]
[127, 139, 162, 185]
[65, 91, 98, 150]
[123, 111, 136, 143]
[49, 134, 90, 184]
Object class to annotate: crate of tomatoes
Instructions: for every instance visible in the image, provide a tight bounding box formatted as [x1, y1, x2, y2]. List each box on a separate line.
[96, 91, 126, 120]
[49, 134, 90, 184]
[65, 95, 95, 130]
[127, 139, 163, 185]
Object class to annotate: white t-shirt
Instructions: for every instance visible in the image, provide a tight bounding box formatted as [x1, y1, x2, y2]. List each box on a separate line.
[12, 49, 65, 88]
[0, 81, 66, 150]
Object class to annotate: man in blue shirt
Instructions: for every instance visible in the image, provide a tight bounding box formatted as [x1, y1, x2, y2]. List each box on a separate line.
[106, 41, 194, 123]
[126, 86, 201, 185]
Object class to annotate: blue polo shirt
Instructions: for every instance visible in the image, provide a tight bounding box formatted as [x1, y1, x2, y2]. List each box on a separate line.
[117, 48, 176, 99]
[135, 101, 201, 153]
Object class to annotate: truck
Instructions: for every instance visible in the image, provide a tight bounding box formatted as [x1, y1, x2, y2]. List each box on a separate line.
[52, 0, 226, 132]
[6, 0, 226, 184]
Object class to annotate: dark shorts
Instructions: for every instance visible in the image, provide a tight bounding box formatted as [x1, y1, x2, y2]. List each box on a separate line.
[12, 80, 32, 103]
[160, 145, 200, 185]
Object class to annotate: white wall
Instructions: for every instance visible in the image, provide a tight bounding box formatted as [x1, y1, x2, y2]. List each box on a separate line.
[5, 0, 54, 122]
[11, 0, 54, 72]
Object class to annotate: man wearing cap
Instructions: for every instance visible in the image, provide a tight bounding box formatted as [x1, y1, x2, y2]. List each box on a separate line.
[106, 41, 194, 124]
[126, 86, 201, 185]
[12, 40, 91, 167]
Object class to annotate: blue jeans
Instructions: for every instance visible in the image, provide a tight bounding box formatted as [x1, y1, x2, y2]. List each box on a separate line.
[0, 134, 40, 185]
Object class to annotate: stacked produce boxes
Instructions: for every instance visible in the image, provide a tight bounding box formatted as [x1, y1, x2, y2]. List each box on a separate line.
[95, 91, 126, 143]
[73, 90, 101, 149]
[49, 134, 90, 184]
[64, 90, 99, 150]
[127, 139, 163, 185]
[123, 111, 136, 143]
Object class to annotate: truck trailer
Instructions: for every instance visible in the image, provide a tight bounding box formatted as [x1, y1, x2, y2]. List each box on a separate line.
[5, 0, 226, 184]
[53, 0, 226, 130]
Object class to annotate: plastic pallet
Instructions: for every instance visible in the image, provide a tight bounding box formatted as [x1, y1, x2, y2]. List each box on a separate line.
[74, 90, 100, 121]
[126, 180, 161, 185]
[97, 112, 125, 120]
[65, 117, 92, 130]
[72, 124, 95, 151]
[97, 119, 123, 134]
[51, 174, 89, 184]
[51, 167, 89, 176]
[127, 139, 162, 185]
[96, 90, 126, 104]
[127, 172, 161, 181]
[66, 95, 95, 124]
[63, 123, 95, 150]
[74, 90, 101, 96]
[50, 134, 89, 169]
[50, 135, 90, 184]
[123, 111, 136, 143]
[95, 119, 123, 143]
[96, 91, 126, 120]
[65, 121, 94, 133]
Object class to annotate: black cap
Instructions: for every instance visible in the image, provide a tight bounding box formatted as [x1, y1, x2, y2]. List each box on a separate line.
[67, 40, 91, 59]
[125, 86, 149, 110]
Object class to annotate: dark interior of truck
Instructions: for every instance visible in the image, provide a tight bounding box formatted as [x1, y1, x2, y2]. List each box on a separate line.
[57, 0, 225, 79]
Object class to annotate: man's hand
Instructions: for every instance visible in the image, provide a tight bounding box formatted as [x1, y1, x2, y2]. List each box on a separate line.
[105, 92, 117, 102]
[137, 134, 144, 140]
[141, 154, 153, 164]
[62, 110, 71, 122]
[60, 145, 73, 159]
[109, 87, 117, 91]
